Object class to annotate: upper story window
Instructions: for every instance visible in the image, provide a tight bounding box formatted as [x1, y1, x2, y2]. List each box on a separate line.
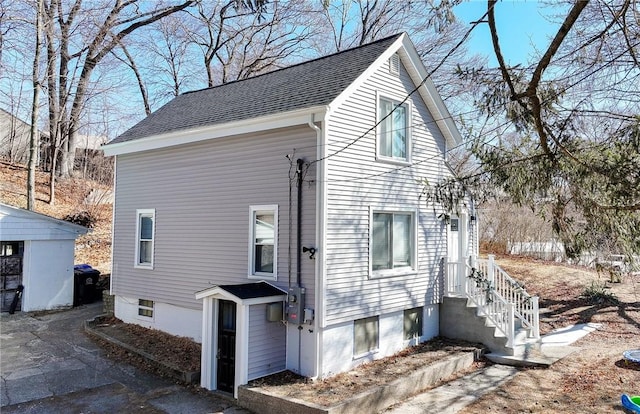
[249, 205, 278, 280]
[378, 96, 410, 163]
[371, 210, 416, 277]
[135, 209, 155, 269]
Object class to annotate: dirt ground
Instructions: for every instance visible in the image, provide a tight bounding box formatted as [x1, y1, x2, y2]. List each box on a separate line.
[3, 163, 639, 412]
[459, 256, 640, 414]
[248, 338, 486, 407]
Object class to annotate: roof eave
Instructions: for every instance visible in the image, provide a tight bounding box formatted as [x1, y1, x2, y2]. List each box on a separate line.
[103, 106, 329, 156]
[398, 35, 464, 147]
[0, 203, 90, 235]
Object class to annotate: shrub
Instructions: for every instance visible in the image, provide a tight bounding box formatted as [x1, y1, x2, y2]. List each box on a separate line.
[64, 210, 96, 228]
[582, 282, 619, 305]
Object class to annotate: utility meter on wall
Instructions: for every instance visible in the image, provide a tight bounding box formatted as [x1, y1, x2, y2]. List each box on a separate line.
[286, 286, 305, 324]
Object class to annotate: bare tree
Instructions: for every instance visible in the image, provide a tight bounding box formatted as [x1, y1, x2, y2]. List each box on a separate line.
[168, 0, 314, 87]
[39, 0, 194, 183]
[114, 43, 152, 116]
[27, 0, 43, 210]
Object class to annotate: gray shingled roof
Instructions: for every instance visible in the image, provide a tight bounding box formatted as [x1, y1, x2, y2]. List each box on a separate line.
[218, 282, 286, 299]
[109, 34, 402, 145]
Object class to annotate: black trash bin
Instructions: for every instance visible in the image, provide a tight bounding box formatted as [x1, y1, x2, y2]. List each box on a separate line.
[74, 264, 100, 306]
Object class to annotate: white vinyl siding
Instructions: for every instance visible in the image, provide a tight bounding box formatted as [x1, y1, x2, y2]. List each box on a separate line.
[135, 209, 155, 269]
[247, 304, 286, 380]
[249, 205, 278, 280]
[323, 50, 452, 325]
[111, 126, 317, 310]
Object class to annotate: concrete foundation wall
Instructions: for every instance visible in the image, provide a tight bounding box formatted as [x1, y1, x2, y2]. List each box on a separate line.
[114, 295, 202, 342]
[439, 296, 507, 353]
[321, 305, 439, 378]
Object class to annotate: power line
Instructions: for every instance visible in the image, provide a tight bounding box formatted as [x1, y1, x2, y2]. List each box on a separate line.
[313, 117, 514, 185]
[307, 4, 495, 167]
[289, 107, 480, 154]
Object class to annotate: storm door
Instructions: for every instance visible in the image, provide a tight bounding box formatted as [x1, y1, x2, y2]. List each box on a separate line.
[216, 300, 237, 393]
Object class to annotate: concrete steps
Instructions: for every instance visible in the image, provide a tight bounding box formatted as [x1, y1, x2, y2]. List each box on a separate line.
[440, 297, 568, 367]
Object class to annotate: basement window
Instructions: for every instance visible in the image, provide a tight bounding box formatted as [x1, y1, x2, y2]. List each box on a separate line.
[354, 316, 379, 356]
[138, 299, 154, 318]
[404, 307, 423, 340]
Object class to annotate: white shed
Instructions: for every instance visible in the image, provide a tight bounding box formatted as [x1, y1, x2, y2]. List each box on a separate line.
[0, 203, 89, 312]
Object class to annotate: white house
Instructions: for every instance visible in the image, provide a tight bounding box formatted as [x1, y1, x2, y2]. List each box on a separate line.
[0, 203, 89, 312]
[103, 33, 538, 397]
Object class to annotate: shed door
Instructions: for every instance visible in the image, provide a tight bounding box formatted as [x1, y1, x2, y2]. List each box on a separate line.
[1, 242, 24, 312]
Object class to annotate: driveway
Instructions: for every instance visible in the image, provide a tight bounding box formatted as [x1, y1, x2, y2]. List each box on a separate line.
[1, 302, 248, 413]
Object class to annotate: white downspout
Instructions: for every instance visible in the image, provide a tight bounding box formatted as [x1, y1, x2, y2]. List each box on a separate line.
[308, 113, 325, 379]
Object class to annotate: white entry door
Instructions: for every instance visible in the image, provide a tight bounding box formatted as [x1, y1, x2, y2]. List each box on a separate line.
[448, 215, 468, 288]
[448, 217, 460, 263]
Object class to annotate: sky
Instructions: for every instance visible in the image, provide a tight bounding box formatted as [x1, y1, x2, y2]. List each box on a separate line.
[453, 1, 570, 67]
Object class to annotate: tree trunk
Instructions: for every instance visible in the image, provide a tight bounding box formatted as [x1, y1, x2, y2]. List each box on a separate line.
[28, 0, 43, 211]
[48, 146, 57, 205]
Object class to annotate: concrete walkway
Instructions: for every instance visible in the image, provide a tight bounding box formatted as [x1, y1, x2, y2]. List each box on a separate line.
[540, 322, 601, 347]
[0, 303, 248, 413]
[385, 323, 600, 413]
[384, 365, 518, 414]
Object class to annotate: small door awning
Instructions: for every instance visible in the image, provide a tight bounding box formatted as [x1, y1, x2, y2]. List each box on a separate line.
[195, 281, 287, 304]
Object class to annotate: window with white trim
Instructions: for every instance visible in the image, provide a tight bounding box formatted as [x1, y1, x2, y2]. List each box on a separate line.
[378, 96, 410, 162]
[138, 299, 154, 318]
[249, 205, 278, 279]
[371, 210, 416, 276]
[354, 316, 379, 356]
[135, 209, 155, 268]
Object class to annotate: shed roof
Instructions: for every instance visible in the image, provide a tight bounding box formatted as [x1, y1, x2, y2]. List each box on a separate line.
[195, 281, 287, 302]
[0, 203, 89, 241]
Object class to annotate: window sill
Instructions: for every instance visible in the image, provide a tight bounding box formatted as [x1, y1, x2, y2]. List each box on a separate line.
[248, 273, 277, 281]
[376, 156, 411, 167]
[353, 349, 379, 360]
[134, 264, 154, 270]
[370, 268, 417, 279]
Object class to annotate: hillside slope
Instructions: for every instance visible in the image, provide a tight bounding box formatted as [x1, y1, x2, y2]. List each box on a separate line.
[0, 162, 112, 274]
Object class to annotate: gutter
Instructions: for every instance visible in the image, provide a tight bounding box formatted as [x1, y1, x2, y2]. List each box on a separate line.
[102, 106, 328, 156]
